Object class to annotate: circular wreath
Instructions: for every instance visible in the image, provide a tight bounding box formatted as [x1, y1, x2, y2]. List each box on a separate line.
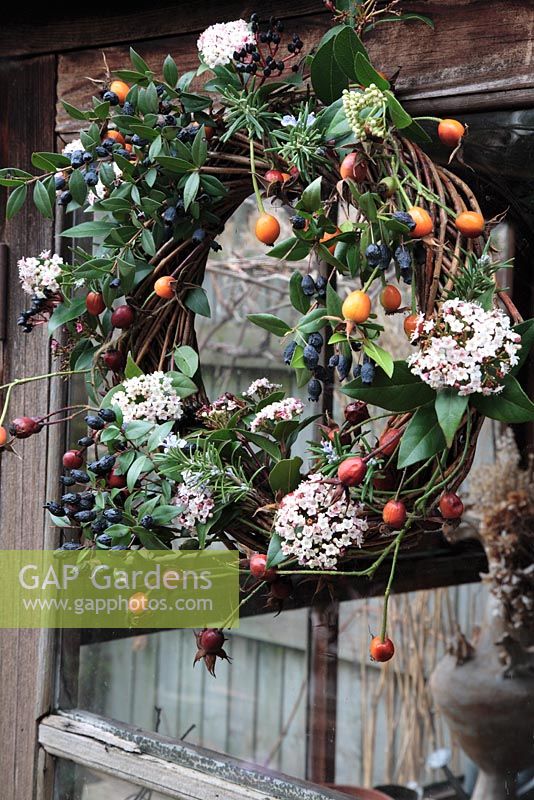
[2, 6, 533, 661]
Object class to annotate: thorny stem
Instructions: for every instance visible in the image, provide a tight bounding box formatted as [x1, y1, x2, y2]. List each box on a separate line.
[380, 526, 405, 641]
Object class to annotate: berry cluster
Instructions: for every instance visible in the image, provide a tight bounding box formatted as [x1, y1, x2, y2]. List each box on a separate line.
[229, 14, 303, 80]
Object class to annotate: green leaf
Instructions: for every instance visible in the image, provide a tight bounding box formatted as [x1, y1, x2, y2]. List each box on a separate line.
[61, 101, 88, 121]
[168, 371, 198, 398]
[6, 183, 27, 220]
[333, 26, 367, 81]
[32, 152, 71, 171]
[129, 47, 151, 75]
[289, 271, 311, 314]
[183, 170, 200, 210]
[266, 533, 287, 569]
[471, 376, 534, 423]
[48, 298, 87, 335]
[247, 313, 291, 337]
[297, 176, 322, 213]
[310, 34, 349, 104]
[297, 307, 327, 335]
[365, 12, 434, 31]
[269, 457, 303, 495]
[397, 404, 447, 468]
[354, 53, 390, 89]
[61, 221, 115, 238]
[237, 430, 281, 462]
[362, 340, 394, 378]
[512, 319, 534, 374]
[191, 126, 208, 167]
[184, 286, 211, 317]
[156, 156, 194, 173]
[385, 92, 413, 129]
[267, 237, 311, 261]
[33, 180, 53, 218]
[141, 228, 156, 257]
[125, 353, 143, 379]
[124, 421, 155, 441]
[342, 360, 435, 411]
[68, 168, 88, 205]
[174, 345, 199, 378]
[435, 389, 469, 447]
[163, 54, 179, 87]
[326, 282, 343, 319]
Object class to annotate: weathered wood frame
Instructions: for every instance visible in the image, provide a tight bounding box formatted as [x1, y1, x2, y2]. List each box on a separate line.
[1, 2, 534, 798]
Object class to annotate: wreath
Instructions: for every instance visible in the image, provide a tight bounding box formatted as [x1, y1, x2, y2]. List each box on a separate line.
[2, 2, 533, 670]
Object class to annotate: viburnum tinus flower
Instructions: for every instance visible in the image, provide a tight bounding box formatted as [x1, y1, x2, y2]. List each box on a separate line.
[274, 474, 368, 569]
[197, 19, 255, 69]
[342, 84, 387, 141]
[112, 372, 183, 423]
[197, 393, 247, 429]
[173, 469, 215, 533]
[61, 139, 84, 156]
[249, 398, 304, 433]
[407, 298, 521, 396]
[18, 251, 64, 298]
[242, 378, 282, 401]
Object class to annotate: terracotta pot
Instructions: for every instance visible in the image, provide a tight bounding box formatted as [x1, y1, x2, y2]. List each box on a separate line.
[430, 596, 534, 800]
[322, 786, 392, 799]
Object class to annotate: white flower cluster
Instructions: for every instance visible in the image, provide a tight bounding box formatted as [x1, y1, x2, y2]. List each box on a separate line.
[249, 397, 304, 432]
[197, 19, 255, 69]
[342, 84, 387, 141]
[197, 393, 246, 429]
[113, 372, 183, 423]
[173, 469, 215, 533]
[407, 299, 521, 396]
[243, 378, 282, 401]
[161, 433, 188, 453]
[61, 139, 84, 156]
[274, 474, 368, 569]
[18, 250, 64, 298]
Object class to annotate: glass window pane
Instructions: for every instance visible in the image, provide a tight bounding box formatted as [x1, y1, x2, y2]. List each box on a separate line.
[55, 760, 171, 799]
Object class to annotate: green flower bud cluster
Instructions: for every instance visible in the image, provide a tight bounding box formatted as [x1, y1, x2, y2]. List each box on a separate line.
[342, 84, 387, 142]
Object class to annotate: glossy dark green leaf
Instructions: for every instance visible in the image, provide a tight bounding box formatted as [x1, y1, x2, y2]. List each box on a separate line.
[297, 176, 322, 213]
[385, 92, 413, 129]
[435, 389, 469, 447]
[511, 319, 534, 374]
[247, 313, 291, 337]
[61, 221, 115, 239]
[6, 183, 27, 220]
[185, 286, 211, 317]
[310, 35, 348, 104]
[163, 54, 179, 87]
[362, 340, 394, 377]
[333, 26, 367, 80]
[174, 345, 199, 378]
[269, 457, 303, 495]
[267, 237, 311, 261]
[354, 53, 390, 89]
[266, 533, 287, 569]
[48, 298, 87, 335]
[68, 168, 88, 205]
[33, 180, 53, 218]
[471, 376, 534, 422]
[342, 360, 435, 411]
[183, 170, 200, 210]
[397, 404, 446, 468]
[289, 271, 311, 314]
[326, 282, 343, 319]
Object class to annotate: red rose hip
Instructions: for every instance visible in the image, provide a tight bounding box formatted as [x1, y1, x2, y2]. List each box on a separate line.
[337, 456, 367, 487]
[249, 553, 277, 581]
[111, 305, 135, 329]
[102, 349, 126, 372]
[439, 492, 464, 520]
[62, 450, 83, 469]
[199, 628, 225, 654]
[370, 635, 395, 662]
[382, 499, 407, 529]
[85, 291, 106, 316]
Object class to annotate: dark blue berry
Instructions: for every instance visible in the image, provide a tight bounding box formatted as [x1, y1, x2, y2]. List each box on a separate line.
[192, 228, 206, 244]
[101, 138, 116, 150]
[78, 436, 94, 448]
[70, 151, 84, 168]
[82, 151, 93, 163]
[103, 90, 119, 105]
[140, 514, 154, 529]
[103, 508, 123, 523]
[59, 191, 72, 206]
[91, 518, 109, 534]
[85, 415, 106, 430]
[291, 215, 306, 230]
[44, 501, 64, 516]
[307, 378, 322, 401]
[60, 475, 76, 487]
[283, 340, 297, 365]
[163, 206, 177, 224]
[307, 332, 323, 352]
[337, 354, 352, 381]
[98, 408, 116, 422]
[328, 353, 340, 368]
[74, 510, 97, 523]
[365, 243, 381, 267]
[394, 245, 412, 270]
[353, 365, 362, 379]
[210, 241, 222, 252]
[84, 171, 98, 186]
[392, 211, 416, 231]
[54, 174, 66, 190]
[303, 344, 320, 370]
[60, 542, 82, 551]
[400, 267, 412, 285]
[361, 360, 375, 384]
[122, 101, 135, 115]
[95, 146, 109, 157]
[98, 455, 116, 473]
[377, 244, 392, 271]
[70, 470, 90, 484]
[62, 492, 81, 505]
[96, 533, 113, 548]
[109, 277, 121, 289]
[301, 275, 316, 296]
[131, 134, 148, 147]
[315, 275, 327, 298]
